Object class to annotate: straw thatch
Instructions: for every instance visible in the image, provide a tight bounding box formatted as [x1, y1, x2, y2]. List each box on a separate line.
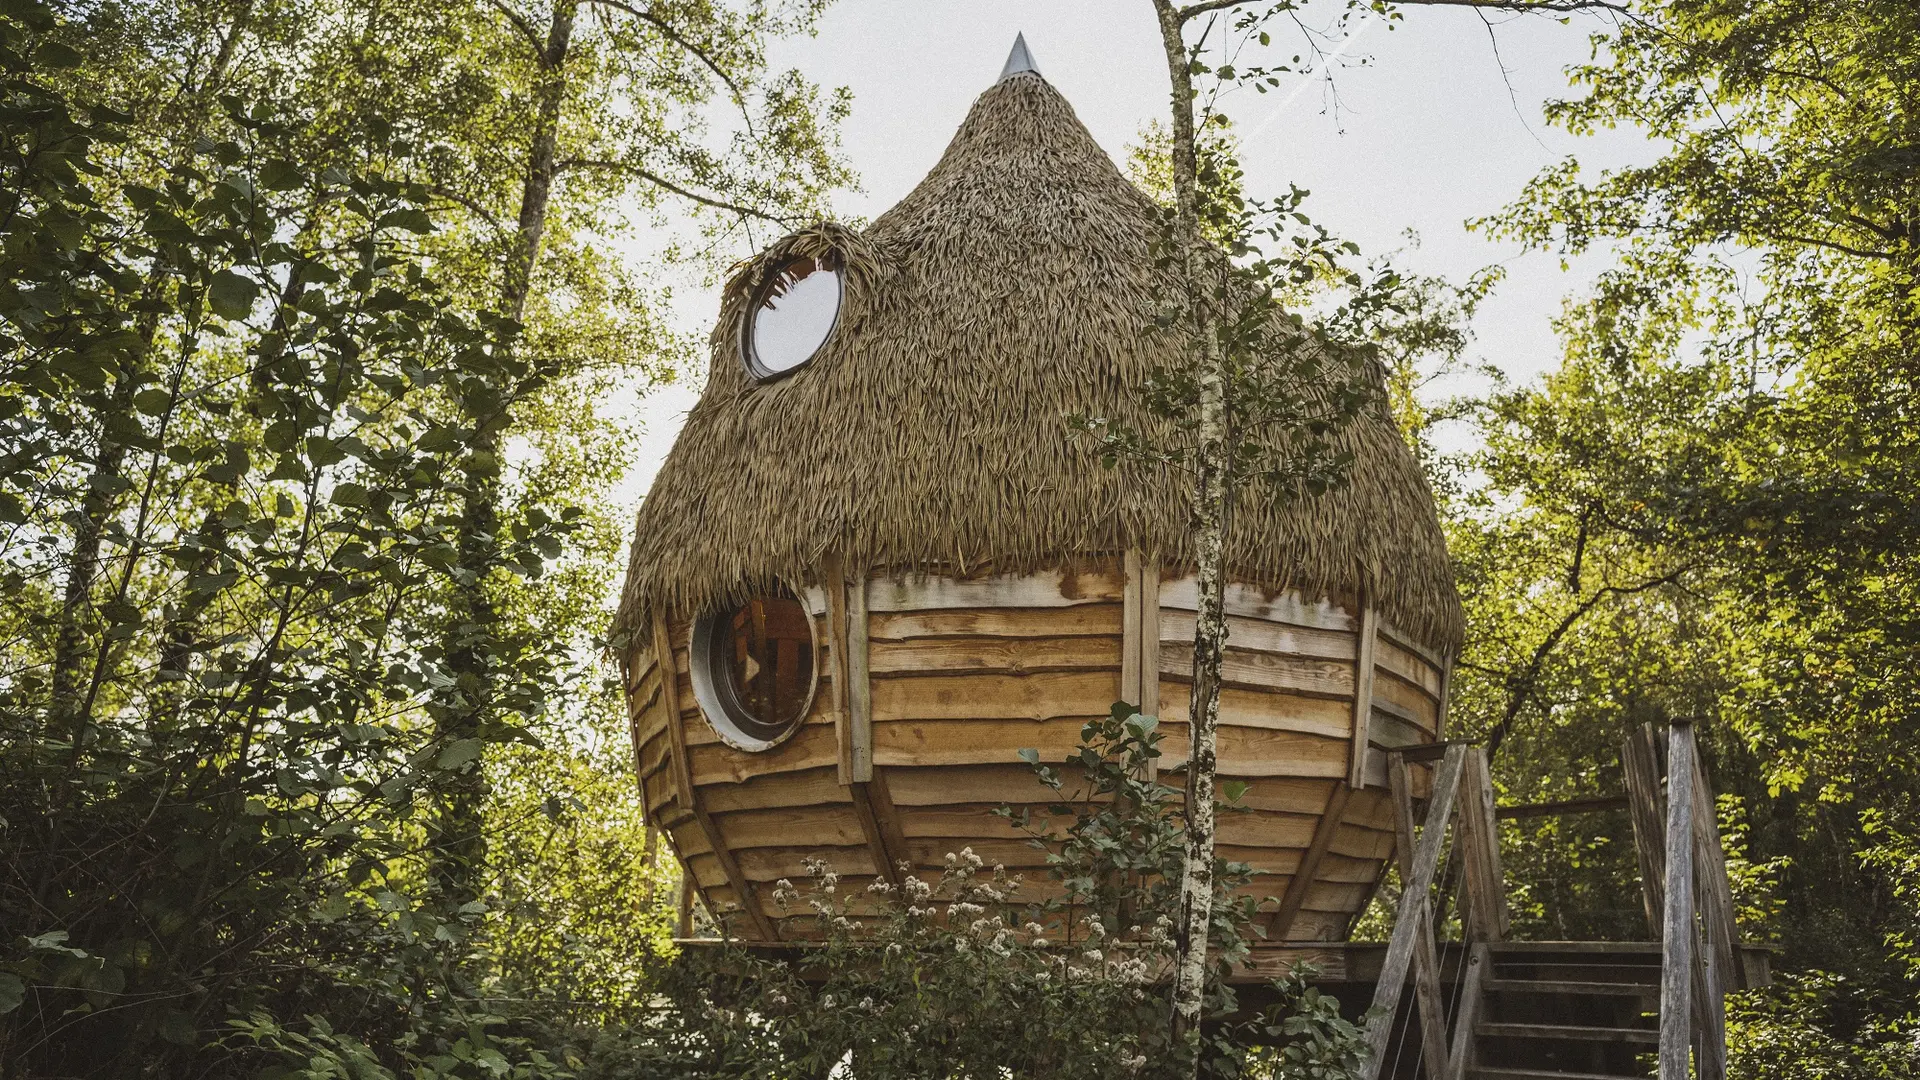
[618, 71, 1462, 656]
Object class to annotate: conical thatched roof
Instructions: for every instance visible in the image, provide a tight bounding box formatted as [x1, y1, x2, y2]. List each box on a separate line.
[618, 69, 1463, 656]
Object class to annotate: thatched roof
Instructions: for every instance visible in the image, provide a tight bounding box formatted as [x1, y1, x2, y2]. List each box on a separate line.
[618, 69, 1462, 656]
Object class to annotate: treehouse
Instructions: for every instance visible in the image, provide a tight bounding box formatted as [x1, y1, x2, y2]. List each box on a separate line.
[616, 44, 1462, 947]
[617, 41, 1774, 1080]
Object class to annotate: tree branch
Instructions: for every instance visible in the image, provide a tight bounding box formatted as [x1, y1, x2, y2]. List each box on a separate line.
[582, 0, 752, 122]
[483, 0, 546, 54]
[556, 157, 789, 224]
[1176, 0, 1627, 20]
[1485, 565, 1693, 760]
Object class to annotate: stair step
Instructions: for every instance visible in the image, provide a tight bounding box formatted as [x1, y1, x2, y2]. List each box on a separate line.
[1466, 1060, 1651, 1068]
[1471, 1069, 1649, 1080]
[1476, 1022, 1659, 1044]
[1484, 978, 1657, 997]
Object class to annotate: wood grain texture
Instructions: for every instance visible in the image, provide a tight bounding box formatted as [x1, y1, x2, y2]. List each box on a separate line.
[653, 616, 696, 815]
[848, 575, 873, 782]
[698, 767, 852, 814]
[825, 555, 855, 785]
[869, 669, 1121, 723]
[1350, 604, 1378, 789]
[687, 724, 843, 783]
[1155, 723, 1351, 778]
[1159, 610, 1356, 661]
[1372, 671, 1440, 732]
[1154, 688, 1352, 739]
[1159, 577, 1356, 630]
[865, 568, 1125, 612]
[868, 635, 1124, 676]
[869, 605, 1123, 640]
[1270, 782, 1353, 941]
[1361, 744, 1467, 1078]
[1159, 643, 1356, 699]
[1374, 637, 1442, 699]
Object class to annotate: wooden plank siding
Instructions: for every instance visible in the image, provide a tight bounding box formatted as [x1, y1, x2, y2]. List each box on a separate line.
[628, 564, 1436, 942]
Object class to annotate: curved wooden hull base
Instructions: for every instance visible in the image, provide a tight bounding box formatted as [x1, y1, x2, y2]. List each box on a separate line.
[624, 558, 1448, 943]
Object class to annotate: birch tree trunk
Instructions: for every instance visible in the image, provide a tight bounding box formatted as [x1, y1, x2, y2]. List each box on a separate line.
[429, 0, 577, 905]
[1151, 0, 1232, 1063]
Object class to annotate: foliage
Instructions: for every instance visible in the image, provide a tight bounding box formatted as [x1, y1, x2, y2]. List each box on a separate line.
[0, 0, 838, 1074]
[582, 704, 1370, 1080]
[1724, 972, 1920, 1080]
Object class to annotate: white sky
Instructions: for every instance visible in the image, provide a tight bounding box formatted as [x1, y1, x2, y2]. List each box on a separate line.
[623, 1, 1655, 500]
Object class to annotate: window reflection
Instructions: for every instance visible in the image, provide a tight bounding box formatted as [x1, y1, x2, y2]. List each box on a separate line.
[746, 257, 841, 379]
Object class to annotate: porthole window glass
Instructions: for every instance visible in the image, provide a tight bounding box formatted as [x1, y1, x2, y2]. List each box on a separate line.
[688, 586, 817, 751]
[744, 256, 842, 380]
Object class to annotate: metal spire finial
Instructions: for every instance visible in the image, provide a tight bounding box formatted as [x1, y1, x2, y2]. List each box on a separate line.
[998, 32, 1040, 81]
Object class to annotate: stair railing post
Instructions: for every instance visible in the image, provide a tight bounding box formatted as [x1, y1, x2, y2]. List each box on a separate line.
[1360, 744, 1468, 1080]
[1622, 724, 1668, 935]
[1659, 721, 1697, 1080]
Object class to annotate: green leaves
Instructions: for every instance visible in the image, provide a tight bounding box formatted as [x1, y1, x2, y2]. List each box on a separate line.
[207, 269, 258, 320]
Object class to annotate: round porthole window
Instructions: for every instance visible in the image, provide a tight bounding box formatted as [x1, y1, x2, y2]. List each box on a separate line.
[688, 586, 818, 751]
[743, 256, 842, 380]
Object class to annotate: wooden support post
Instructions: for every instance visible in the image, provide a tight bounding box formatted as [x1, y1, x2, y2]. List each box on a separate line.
[653, 616, 696, 814]
[1123, 549, 1144, 708]
[846, 571, 873, 784]
[1457, 749, 1508, 942]
[1623, 724, 1668, 935]
[1271, 782, 1352, 942]
[1690, 751, 1743, 992]
[1387, 752, 1450, 1080]
[1444, 942, 1490, 1080]
[654, 613, 778, 942]
[1349, 602, 1379, 789]
[1360, 743, 1468, 1080]
[1410, 901, 1451, 1080]
[1659, 722, 1696, 1080]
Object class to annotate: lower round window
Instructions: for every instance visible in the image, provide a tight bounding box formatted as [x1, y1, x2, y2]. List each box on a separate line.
[688, 586, 818, 751]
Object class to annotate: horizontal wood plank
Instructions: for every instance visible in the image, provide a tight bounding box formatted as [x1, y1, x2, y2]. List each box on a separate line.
[1159, 578, 1356, 631]
[1156, 723, 1351, 778]
[865, 568, 1126, 612]
[1156, 690, 1353, 740]
[698, 766, 853, 815]
[1371, 673, 1438, 731]
[1374, 638, 1442, 698]
[869, 605, 1125, 641]
[1160, 648, 1357, 703]
[884, 763, 1095, 806]
[1159, 610, 1357, 661]
[715, 804, 872, 850]
[733, 844, 878, 882]
[870, 669, 1121, 723]
[688, 724, 842, 783]
[873, 717, 1114, 767]
[868, 635, 1124, 676]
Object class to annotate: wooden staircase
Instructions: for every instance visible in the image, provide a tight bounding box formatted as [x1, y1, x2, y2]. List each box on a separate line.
[1465, 942, 1662, 1079]
[1359, 724, 1751, 1080]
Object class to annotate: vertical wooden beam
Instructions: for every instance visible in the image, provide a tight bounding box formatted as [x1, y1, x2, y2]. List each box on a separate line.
[1140, 554, 1161, 717]
[1390, 752, 1450, 1080]
[1122, 549, 1144, 707]
[847, 572, 873, 784]
[1349, 601, 1379, 789]
[824, 556, 856, 786]
[1659, 722, 1697, 1080]
[1457, 749, 1508, 942]
[653, 612, 777, 942]
[1410, 902, 1451, 1080]
[1269, 781, 1352, 942]
[865, 767, 914, 882]
[1434, 659, 1453, 741]
[1360, 744, 1468, 1080]
[676, 873, 693, 938]
[652, 616, 696, 815]
[1444, 943, 1489, 1080]
[1690, 751, 1743, 992]
[1623, 724, 1668, 935]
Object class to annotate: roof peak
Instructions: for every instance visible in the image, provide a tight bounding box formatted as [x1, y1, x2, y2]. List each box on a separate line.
[997, 32, 1040, 82]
